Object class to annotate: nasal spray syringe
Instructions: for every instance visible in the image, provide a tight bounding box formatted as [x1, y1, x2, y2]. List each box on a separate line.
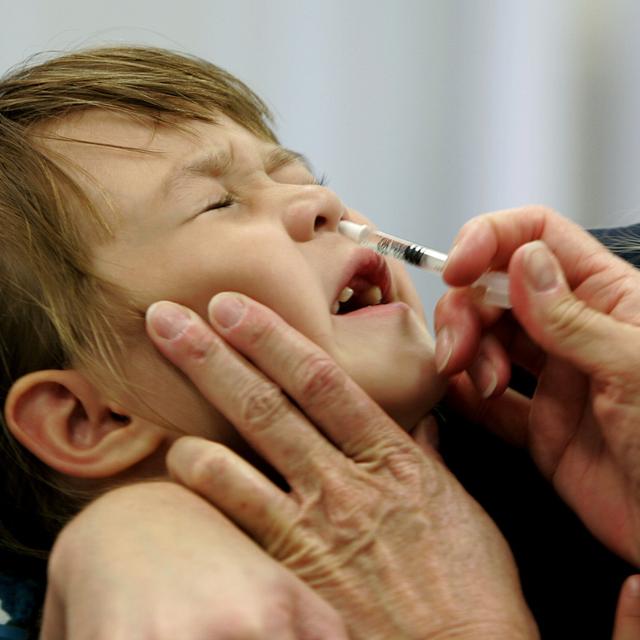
[337, 220, 511, 309]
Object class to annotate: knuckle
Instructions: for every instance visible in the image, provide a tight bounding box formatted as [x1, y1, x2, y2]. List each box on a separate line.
[529, 203, 557, 218]
[364, 437, 449, 500]
[242, 312, 280, 351]
[293, 353, 347, 407]
[546, 295, 592, 342]
[180, 321, 222, 365]
[188, 443, 229, 489]
[238, 381, 289, 428]
[397, 451, 443, 494]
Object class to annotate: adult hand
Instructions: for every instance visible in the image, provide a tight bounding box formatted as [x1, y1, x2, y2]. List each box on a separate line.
[435, 205, 640, 565]
[145, 294, 539, 640]
[41, 481, 347, 639]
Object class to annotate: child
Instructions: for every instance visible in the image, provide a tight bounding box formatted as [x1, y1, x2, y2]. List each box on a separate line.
[0, 45, 630, 639]
[0, 44, 444, 556]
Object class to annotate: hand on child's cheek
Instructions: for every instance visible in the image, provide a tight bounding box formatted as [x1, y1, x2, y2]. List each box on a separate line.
[144, 294, 538, 640]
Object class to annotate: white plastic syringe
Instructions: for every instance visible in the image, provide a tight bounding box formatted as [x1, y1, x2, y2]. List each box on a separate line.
[338, 220, 511, 309]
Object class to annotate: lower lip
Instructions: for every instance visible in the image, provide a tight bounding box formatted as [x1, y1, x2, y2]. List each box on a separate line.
[333, 301, 410, 319]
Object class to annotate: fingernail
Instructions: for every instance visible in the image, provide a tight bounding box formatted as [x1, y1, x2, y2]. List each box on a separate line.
[524, 241, 559, 292]
[469, 354, 497, 398]
[147, 301, 190, 340]
[435, 326, 454, 372]
[444, 243, 459, 269]
[628, 575, 640, 598]
[166, 436, 203, 484]
[209, 293, 246, 329]
[446, 234, 467, 267]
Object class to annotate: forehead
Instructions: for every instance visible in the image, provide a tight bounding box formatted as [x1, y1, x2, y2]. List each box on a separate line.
[40, 110, 312, 193]
[40, 109, 270, 171]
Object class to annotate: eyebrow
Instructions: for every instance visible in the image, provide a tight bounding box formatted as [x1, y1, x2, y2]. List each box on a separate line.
[263, 146, 313, 174]
[162, 145, 313, 197]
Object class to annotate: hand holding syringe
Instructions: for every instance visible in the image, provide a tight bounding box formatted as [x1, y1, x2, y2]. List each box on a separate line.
[338, 220, 511, 309]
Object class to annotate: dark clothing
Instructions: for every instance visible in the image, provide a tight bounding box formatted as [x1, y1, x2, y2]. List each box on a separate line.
[590, 223, 640, 268]
[0, 569, 42, 639]
[440, 413, 633, 639]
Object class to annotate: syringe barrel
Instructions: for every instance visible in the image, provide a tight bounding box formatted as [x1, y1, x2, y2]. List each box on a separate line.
[336, 220, 511, 308]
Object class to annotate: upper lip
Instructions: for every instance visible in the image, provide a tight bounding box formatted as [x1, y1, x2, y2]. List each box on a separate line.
[333, 248, 393, 310]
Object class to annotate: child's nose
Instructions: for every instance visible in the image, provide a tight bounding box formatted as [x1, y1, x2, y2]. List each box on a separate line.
[281, 185, 344, 241]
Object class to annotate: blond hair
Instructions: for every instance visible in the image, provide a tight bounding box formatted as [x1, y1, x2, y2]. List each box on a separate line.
[0, 45, 278, 559]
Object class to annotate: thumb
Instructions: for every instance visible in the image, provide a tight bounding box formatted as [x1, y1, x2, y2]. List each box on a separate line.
[509, 240, 634, 376]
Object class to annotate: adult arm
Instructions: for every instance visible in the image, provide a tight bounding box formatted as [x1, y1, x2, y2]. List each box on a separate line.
[41, 481, 347, 639]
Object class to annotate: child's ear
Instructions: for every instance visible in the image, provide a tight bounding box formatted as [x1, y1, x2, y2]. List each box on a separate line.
[4, 370, 169, 478]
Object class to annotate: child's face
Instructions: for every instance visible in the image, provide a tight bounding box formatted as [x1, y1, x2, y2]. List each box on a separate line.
[45, 110, 445, 453]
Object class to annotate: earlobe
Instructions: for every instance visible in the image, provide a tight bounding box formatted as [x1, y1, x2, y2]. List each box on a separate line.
[4, 370, 168, 478]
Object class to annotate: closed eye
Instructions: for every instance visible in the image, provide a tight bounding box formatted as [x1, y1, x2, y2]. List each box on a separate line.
[203, 194, 235, 213]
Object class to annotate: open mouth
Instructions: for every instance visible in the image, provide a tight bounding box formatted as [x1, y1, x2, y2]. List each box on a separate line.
[331, 251, 392, 315]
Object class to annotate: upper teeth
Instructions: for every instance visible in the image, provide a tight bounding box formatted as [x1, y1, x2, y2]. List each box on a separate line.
[331, 285, 383, 314]
[362, 285, 382, 306]
[331, 286, 354, 313]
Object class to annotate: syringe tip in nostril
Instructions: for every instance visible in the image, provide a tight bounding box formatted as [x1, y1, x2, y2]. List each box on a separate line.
[338, 220, 371, 243]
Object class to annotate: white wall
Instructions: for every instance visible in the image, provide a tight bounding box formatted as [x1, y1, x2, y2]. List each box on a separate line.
[2, 0, 639, 319]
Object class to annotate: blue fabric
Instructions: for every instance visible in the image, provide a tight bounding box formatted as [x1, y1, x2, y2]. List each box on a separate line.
[0, 574, 40, 639]
[0, 626, 28, 639]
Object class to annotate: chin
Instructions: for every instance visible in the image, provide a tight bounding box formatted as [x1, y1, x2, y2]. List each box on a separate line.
[340, 333, 445, 432]
[363, 361, 445, 431]
[330, 295, 445, 429]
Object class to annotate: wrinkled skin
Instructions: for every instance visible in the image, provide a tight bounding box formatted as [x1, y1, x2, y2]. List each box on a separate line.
[146, 293, 539, 640]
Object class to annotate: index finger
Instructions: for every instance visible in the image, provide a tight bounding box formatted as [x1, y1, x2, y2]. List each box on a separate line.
[145, 300, 341, 485]
[206, 292, 412, 460]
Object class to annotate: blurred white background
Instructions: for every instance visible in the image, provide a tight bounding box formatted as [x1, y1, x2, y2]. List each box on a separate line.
[2, 0, 640, 319]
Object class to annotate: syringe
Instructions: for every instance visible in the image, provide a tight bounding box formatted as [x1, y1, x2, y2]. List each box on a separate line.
[337, 220, 511, 309]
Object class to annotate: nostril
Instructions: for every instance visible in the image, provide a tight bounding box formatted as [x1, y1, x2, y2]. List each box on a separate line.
[314, 215, 328, 230]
